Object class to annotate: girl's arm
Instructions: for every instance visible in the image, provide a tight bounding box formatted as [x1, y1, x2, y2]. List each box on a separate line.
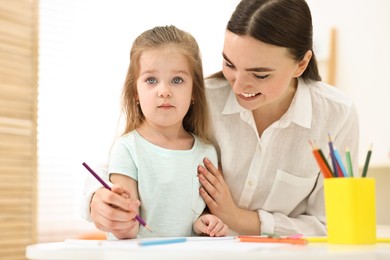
[108, 174, 140, 239]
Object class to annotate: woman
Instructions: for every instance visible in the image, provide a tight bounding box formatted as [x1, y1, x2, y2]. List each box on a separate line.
[83, 0, 359, 236]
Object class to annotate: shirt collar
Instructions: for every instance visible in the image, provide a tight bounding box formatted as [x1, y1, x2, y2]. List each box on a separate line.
[221, 78, 312, 129]
[285, 78, 312, 129]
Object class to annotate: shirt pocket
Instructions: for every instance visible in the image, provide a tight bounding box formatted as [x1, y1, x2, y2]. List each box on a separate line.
[262, 169, 318, 215]
[192, 176, 206, 215]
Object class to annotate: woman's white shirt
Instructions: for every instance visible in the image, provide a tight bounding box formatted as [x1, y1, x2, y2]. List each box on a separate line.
[205, 77, 359, 236]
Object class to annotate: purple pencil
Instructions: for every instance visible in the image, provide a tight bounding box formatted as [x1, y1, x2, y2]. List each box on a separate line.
[82, 162, 152, 232]
[327, 133, 341, 177]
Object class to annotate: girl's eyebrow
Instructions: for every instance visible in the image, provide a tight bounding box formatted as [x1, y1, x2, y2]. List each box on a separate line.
[139, 69, 157, 76]
[140, 70, 190, 76]
[222, 52, 275, 72]
[172, 70, 191, 76]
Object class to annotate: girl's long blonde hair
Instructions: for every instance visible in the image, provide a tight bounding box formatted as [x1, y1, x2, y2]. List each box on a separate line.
[121, 25, 211, 142]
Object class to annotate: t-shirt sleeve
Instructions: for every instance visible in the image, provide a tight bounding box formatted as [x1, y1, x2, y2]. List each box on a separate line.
[108, 137, 138, 181]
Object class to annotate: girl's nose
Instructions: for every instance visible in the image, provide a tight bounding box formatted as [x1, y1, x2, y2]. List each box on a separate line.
[158, 82, 171, 97]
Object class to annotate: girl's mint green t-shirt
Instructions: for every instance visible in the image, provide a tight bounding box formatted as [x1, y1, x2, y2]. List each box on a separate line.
[108, 131, 218, 238]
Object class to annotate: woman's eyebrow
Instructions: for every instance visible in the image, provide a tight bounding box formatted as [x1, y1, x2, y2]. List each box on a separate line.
[222, 52, 275, 72]
[222, 52, 234, 65]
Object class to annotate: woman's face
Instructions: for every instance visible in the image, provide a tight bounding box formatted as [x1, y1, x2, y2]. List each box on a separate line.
[222, 31, 306, 112]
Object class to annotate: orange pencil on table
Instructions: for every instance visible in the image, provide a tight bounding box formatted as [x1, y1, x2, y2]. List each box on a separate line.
[237, 236, 308, 245]
[309, 140, 333, 178]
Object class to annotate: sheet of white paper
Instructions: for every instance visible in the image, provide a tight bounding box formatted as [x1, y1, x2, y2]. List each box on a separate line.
[65, 236, 283, 252]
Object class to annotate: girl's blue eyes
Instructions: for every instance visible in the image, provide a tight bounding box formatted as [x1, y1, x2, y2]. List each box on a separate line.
[145, 77, 183, 84]
[172, 77, 183, 84]
[146, 77, 157, 84]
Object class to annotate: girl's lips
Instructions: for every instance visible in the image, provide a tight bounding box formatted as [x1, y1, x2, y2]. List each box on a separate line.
[158, 104, 174, 109]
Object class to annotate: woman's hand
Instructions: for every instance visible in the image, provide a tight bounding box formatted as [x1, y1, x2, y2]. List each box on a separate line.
[197, 158, 238, 225]
[193, 214, 229, 237]
[197, 158, 261, 235]
[90, 184, 140, 239]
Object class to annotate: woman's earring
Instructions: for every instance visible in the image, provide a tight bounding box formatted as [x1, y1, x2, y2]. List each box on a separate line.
[136, 100, 140, 105]
[191, 100, 195, 105]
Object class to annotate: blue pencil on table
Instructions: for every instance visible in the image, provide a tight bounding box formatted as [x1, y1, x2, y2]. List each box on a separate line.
[139, 238, 187, 247]
[82, 162, 152, 232]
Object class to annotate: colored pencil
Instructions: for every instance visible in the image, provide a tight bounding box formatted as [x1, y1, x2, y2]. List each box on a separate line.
[139, 238, 187, 246]
[82, 162, 152, 232]
[334, 148, 348, 177]
[317, 148, 334, 177]
[362, 144, 372, 177]
[237, 236, 307, 245]
[309, 140, 333, 178]
[345, 147, 354, 177]
[328, 134, 341, 177]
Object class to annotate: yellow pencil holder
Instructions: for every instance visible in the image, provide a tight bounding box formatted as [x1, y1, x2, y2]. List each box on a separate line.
[324, 178, 376, 244]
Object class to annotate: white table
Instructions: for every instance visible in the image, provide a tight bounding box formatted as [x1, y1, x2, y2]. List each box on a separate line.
[26, 235, 390, 260]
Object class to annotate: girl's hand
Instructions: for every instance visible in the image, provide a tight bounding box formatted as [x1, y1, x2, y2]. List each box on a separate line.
[90, 184, 140, 239]
[193, 214, 229, 237]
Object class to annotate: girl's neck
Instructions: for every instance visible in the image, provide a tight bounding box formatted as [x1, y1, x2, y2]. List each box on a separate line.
[136, 123, 194, 150]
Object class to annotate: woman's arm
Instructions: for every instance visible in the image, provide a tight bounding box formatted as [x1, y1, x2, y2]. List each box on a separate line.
[198, 158, 326, 236]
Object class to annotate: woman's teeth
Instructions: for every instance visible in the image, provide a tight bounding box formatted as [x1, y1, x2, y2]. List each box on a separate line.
[241, 92, 257, 98]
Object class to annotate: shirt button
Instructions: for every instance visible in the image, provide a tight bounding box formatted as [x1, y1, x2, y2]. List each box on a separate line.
[248, 180, 254, 186]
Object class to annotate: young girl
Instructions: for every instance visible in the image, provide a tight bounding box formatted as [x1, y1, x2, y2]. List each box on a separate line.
[107, 25, 228, 239]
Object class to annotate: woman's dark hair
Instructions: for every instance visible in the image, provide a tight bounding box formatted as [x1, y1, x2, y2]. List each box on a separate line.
[210, 0, 321, 81]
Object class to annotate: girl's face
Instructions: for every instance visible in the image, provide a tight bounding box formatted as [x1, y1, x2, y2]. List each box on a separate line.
[136, 46, 193, 129]
[222, 31, 309, 112]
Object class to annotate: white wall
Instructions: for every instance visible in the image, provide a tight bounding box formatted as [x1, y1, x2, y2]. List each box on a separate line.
[309, 0, 390, 167]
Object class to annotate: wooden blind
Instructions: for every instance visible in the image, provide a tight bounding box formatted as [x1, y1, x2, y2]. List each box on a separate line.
[0, 0, 38, 259]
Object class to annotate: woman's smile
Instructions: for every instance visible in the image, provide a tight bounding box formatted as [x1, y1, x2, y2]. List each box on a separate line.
[237, 92, 262, 101]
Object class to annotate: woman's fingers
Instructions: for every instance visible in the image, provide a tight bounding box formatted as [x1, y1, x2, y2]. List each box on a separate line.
[106, 185, 141, 211]
[90, 186, 141, 234]
[92, 206, 133, 231]
[197, 158, 226, 202]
